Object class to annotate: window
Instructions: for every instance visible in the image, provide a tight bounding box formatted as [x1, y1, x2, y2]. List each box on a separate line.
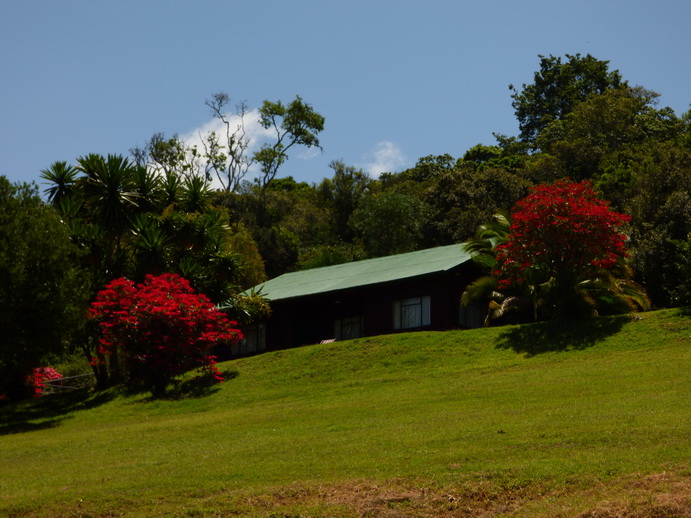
[459, 302, 483, 328]
[393, 296, 431, 330]
[335, 316, 363, 340]
[240, 322, 266, 354]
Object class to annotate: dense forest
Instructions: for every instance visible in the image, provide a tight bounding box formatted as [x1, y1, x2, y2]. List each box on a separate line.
[2, 54, 690, 398]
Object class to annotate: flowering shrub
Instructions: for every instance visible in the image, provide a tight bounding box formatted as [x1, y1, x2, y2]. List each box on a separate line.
[27, 367, 63, 398]
[494, 180, 632, 317]
[89, 273, 242, 396]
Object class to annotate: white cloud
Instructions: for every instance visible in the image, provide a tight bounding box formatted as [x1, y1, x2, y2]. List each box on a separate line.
[362, 141, 408, 177]
[297, 146, 322, 160]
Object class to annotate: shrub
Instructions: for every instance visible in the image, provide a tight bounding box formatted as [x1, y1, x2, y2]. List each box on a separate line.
[89, 273, 242, 397]
[26, 367, 63, 397]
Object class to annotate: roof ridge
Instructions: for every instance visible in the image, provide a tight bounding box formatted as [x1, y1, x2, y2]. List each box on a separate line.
[253, 242, 473, 302]
[274, 242, 469, 280]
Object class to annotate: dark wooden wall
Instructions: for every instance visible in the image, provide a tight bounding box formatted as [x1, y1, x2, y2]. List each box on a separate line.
[262, 263, 482, 350]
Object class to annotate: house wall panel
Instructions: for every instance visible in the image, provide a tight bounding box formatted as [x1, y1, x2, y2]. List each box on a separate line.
[257, 262, 482, 351]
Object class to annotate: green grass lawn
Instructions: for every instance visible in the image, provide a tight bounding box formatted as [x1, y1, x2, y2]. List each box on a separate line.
[1, 308, 689, 517]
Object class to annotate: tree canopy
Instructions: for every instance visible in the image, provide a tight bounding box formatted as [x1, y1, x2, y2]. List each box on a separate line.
[494, 180, 635, 317]
[0, 178, 88, 399]
[511, 53, 627, 145]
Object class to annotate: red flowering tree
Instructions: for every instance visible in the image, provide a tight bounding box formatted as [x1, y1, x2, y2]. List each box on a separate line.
[494, 179, 633, 318]
[89, 273, 242, 396]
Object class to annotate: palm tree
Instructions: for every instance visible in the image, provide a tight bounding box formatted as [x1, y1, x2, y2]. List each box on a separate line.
[160, 171, 181, 208]
[462, 266, 549, 325]
[576, 260, 651, 316]
[76, 154, 139, 280]
[132, 165, 161, 214]
[130, 214, 170, 280]
[77, 154, 138, 229]
[461, 211, 553, 324]
[180, 176, 212, 213]
[461, 212, 533, 325]
[40, 161, 78, 205]
[463, 211, 511, 266]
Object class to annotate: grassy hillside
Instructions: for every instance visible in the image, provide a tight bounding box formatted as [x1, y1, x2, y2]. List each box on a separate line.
[1, 308, 689, 517]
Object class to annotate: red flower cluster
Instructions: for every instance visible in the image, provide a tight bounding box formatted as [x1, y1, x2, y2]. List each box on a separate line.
[495, 180, 630, 288]
[27, 367, 63, 398]
[89, 273, 242, 393]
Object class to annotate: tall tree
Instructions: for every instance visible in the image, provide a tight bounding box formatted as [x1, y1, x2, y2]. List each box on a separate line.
[317, 160, 371, 242]
[131, 133, 204, 181]
[254, 95, 325, 190]
[420, 165, 530, 246]
[0, 178, 87, 399]
[511, 53, 626, 145]
[625, 143, 691, 307]
[202, 92, 254, 192]
[75, 154, 139, 280]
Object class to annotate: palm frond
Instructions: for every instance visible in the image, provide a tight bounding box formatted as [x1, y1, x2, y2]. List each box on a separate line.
[461, 276, 500, 307]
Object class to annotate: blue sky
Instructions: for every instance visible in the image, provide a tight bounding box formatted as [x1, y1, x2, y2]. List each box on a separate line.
[1, 0, 690, 190]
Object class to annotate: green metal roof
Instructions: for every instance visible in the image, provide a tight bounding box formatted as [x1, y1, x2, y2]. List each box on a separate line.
[254, 243, 473, 301]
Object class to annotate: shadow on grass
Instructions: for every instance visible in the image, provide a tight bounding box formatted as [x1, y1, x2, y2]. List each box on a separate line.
[675, 306, 691, 318]
[165, 369, 239, 400]
[127, 369, 240, 402]
[0, 388, 117, 436]
[496, 315, 631, 357]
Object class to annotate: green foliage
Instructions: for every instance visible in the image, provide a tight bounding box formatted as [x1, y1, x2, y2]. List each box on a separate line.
[180, 175, 212, 213]
[254, 95, 325, 189]
[511, 53, 627, 145]
[534, 87, 682, 181]
[462, 143, 527, 172]
[297, 243, 366, 270]
[391, 153, 458, 184]
[421, 166, 530, 246]
[39, 161, 78, 204]
[316, 160, 371, 242]
[77, 153, 139, 236]
[0, 178, 88, 399]
[44, 154, 248, 302]
[625, 143, 691, 307]
[669, 235, 691, 306]
[349, 191, 426, 257]
[217, 286, 272, 326]
[136, 132, 202, 179]
[225, 223, 267, 288]
[463, 211, 511, 271]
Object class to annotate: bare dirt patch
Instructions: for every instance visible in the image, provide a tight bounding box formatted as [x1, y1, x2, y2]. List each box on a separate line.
[224, 468, 691, 517]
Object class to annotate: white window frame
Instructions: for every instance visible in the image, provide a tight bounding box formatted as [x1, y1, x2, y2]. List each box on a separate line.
[393, 295, 431, 330]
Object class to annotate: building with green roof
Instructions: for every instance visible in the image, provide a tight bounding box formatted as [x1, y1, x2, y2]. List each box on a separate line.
[239, 243, 484, 354]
